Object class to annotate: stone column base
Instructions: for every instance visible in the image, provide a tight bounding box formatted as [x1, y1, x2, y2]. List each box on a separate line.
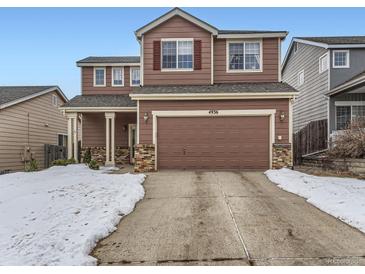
[272, 144, 292, 169]
[134, 144, 155, 172]
[81, 146, 129, 166]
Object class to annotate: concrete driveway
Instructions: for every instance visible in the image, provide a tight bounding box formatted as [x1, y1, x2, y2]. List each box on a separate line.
[92, 171, 365, 266]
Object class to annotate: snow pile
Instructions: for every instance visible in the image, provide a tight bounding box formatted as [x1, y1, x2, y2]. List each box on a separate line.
[0, 164, 145, 265]
[265, 168, 365, 233]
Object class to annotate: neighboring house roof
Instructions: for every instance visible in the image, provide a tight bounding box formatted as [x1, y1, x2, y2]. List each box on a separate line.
[0, 86, 67, 110]
[327, 70, 365, 96]
[76, 56, 140, 66]
[61, 95, 137, 109]
[282, 36, 365, 71]
[131, 82, 296, 94]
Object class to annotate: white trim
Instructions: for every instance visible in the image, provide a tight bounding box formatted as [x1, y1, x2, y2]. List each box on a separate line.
[77, 63, 140, 67]
[335, 101, 365, 106]
[140, 36, 144, 86]
[135, 8, 218, 38]
[130, 92, 298, 101]
[130, 67, 141, 87]
[293, 38, 329, 49]
[211, 34, 214, 85]
[217, 32, 287, 39]
[52, 94, 58, 106]
[161, 38, 194, 72]
[61, 107, 137, 112]
[332, 50, 350, 68]
[278, 38, 282, 82]
[0, 86, 68, 110]
[318, 53, 329, 74]
[111, 67, 124, 87]
[289, 98, 294, 166]
[326, 96, 330, 146]
[226, 39, 263, 73]
[297, 69, 305, 86]
[93, 67, 106, 87]
[136, 101, 140, 144]
[152, 109, 276, 170]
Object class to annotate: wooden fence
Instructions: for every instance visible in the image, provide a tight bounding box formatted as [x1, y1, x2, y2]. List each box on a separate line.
[293, 119, 328, 165]
[44, 144, 67, 168]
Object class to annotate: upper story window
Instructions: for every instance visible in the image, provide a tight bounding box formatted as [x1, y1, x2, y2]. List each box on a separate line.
[319, 53, 329, 73]
[161, 39, 193, 70]
[130, 67, 140, 86]
[52, 95, 58, 106]
[298, 70, 305, 86]
[112, 67, 124, 87]
[94, 67, 106, 86]
[333, 50, 350, 68]
[227, 41, 262, 72]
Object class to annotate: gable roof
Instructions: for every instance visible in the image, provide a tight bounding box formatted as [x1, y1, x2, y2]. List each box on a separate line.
[76, 56, 140, 66]
[282, 36, 365, 71]
[135, 7, 218, 38]
[0, 86, 67, 110]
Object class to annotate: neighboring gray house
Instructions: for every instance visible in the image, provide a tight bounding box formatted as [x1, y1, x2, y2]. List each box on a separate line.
[282, 36, 365, 143]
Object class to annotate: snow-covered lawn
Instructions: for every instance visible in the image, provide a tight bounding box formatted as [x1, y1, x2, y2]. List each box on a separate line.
[0, 164, 145, 266]
[265, 168, 365, 233]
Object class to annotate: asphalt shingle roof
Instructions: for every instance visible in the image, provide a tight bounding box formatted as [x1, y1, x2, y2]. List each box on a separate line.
[297, 36, 365, 45]
[62, 95, 137, 108]
[0, 86, 58, 105]
[132, 82, 296, 94]
[76, 56, 140, 64]
[218, 30, 287, 35]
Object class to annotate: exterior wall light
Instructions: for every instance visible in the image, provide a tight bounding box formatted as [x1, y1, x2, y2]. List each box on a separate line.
[143, 112, 149, 123]
[279, 111, 286, 121]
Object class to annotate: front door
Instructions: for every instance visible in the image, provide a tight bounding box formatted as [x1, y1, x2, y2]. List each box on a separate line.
[128, 124, 137, 163]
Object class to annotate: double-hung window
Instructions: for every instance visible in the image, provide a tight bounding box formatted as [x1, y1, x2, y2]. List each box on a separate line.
[298, 70, 305, 86]
[333, 50, 350, 68]
[161, 39, 193, 70]
[227, 41, 261, 72]
[112, 67, 123, 86]
[130, 67, 140, 86]
[319, 53, 329, 73]
[94, 67, 106, 86]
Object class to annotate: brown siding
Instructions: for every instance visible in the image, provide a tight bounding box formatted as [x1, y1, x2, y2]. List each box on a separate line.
[82, 112, 136, 147]
[143, 15, 212, 85]
[214, 38, 279, 83]
[139, 99, 289, 144]
[81, 66, 134, 95]
[0, 91, 67, 171]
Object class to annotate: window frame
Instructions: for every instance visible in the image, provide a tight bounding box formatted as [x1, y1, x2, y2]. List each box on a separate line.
[226, 39, 263, 73]
[297, 69, 305, 86]
[335, 101, 365, 130]
[319, 53, 329, 74]
[93, 67, 106, 87]
[130, 67, 141, 87]
[57, 134, 68, 147]
[111, 67, 124, 87]
[52, 94, 58, 106]
[293, 42, 298, 54]
[332, 50, 350, 69]
[161, 38, 194, 72]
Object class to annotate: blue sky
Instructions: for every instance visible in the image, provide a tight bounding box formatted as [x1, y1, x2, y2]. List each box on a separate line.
[0, 7, 365, 99]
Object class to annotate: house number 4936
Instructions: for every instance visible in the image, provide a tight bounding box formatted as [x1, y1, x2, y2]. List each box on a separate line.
[208, 110, 219, 115]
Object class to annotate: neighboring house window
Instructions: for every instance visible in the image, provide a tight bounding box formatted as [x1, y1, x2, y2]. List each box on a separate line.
[130, 67, 140, 86]
[161, 39, 193, 70]
[94, 67, 106, 86]
[336, 104, 365, 130]
[112, 67, 124, 86]
[58, 134, 68, 147]
[297, 70, 305, 86]
[319, 53, 329, 73]
[227, 41, 261, 72]
[52, 95, 58, 106]
[333, 50, 350, 68]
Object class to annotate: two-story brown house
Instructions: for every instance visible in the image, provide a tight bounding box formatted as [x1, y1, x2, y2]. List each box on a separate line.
[61, 8, 297, 171]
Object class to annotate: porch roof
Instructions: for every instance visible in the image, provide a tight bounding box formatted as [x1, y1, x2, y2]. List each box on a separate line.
[61, 95, 136, 110]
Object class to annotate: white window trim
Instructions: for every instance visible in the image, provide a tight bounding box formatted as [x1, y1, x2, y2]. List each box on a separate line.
[226, 39, 263, 73]
[130, 67, 141, 87]
[111, 67, 124, 87]
[52, 94, 58, 106]
[319, 53, 329, 74]
[161, 38, 194, 72]
[93, 67, 106, 87]
[297, 69, 305, 86]
[332, 50, 350, 68]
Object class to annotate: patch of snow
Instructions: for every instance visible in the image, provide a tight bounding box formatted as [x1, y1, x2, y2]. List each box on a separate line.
[0, 164, 145, 266]
[265, 168, 365, 233]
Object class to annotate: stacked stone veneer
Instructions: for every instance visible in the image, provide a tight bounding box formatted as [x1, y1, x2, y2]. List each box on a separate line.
[134, 144, 155, 172]
[81, 146, 129, 166]
[272, 144, 292, 169]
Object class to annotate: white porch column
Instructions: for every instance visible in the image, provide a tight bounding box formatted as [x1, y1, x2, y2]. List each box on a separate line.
[105, 112, 115, 166]
[73, 113, 79, 163]
[66, 113, 77, 160]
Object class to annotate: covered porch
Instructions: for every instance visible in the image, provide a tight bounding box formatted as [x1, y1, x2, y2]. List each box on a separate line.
[60, 95, 137, 167]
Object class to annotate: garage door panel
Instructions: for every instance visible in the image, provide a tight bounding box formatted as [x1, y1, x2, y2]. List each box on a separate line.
[157, 116, 269, 170]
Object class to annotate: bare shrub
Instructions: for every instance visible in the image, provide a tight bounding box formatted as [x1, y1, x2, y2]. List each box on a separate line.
[329, 118, 365, 159]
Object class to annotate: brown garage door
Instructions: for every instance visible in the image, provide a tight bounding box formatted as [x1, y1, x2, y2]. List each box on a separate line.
[157, 116, 270, 170]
